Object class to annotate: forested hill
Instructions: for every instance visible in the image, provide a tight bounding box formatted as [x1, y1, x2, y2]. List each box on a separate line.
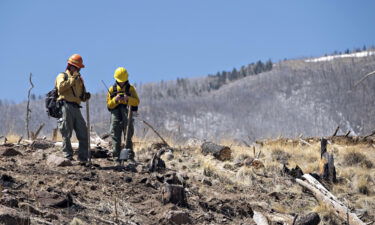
[1, 51, 375, 142]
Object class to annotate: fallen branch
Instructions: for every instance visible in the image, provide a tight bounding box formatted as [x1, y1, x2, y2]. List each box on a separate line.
[299, 138, 311, 146]
[345, 130, 351, 137]
[296, 174, 365, 225]
[263, 212, 294, 224]
[32, 123, 45, 140]
[364, 130, 375, 139]
[136, 118, 170, 147]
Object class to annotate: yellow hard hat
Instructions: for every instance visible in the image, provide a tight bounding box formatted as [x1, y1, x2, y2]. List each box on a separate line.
[114, 67, 128, 82]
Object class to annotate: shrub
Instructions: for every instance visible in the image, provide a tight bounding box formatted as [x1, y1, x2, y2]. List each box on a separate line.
[271, 149, 291, 164]
[343, 152, 366, 166]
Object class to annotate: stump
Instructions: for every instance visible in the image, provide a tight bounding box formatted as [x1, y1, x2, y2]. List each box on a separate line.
[148, 149, 166, 172]
[161, 183, 187, 207]
[318, 138, 336, 183]
[201, 142, 231, 161]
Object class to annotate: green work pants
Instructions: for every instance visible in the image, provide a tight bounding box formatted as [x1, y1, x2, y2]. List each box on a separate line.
[110, 105, 134, 158]
[58, 102, 88, 161]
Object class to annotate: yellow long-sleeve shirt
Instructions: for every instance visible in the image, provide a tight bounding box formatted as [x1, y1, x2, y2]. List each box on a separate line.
[106, 83, 140, 110]
[55, 70, 86, 104]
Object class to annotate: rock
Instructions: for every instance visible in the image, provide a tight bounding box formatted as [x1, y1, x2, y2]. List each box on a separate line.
[295, 212, 321, 225]
[0, 147, 21, 157]
[0, 174, 15, 188]
[165, 210, 192, 224]
[0, 205, 30, 225]
[46, 155, 73, 167]
[35, 190, 73, 208]
[124, 176, 133, 183]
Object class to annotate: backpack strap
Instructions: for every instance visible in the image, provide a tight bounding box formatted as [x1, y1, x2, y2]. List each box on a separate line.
[125, 82, 131, 96]
[110, 82, 118, 99]
[63, 72, 68, 81]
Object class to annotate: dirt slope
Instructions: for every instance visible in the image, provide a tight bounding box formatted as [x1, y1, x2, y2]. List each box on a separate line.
[0, 136, 374, 225]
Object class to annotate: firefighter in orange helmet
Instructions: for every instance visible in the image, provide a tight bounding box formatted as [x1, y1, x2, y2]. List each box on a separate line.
[55, 54, 91, 164]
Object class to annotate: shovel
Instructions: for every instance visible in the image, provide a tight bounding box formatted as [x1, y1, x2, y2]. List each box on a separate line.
[119, 104, 133, 166]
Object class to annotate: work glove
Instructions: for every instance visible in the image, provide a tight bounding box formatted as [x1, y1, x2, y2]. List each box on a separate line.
[115, 94, 128, 104]
[81, 92, 91, 101]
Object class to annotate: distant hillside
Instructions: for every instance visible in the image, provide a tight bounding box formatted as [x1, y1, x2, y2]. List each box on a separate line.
[1, 52, 375, 142]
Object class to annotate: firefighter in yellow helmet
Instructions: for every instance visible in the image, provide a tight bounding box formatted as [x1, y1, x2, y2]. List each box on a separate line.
[107, 67, 140, 162]
[55, 54, 91, 163]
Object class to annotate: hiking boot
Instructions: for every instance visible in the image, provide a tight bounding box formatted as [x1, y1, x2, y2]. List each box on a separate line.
[79, 161, 90, 167]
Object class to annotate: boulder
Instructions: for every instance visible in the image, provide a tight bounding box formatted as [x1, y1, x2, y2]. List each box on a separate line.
[0, 205, 30, 225]
[46, 155, 72, 167]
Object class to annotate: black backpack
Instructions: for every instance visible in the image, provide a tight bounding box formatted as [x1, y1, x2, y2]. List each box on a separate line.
[45, 73, 68, 118]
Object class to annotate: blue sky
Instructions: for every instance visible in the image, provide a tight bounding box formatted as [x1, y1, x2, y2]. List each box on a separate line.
[0, 0, 374, 102]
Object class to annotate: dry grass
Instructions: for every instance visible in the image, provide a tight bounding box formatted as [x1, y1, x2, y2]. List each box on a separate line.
[3, 133, 21, 143]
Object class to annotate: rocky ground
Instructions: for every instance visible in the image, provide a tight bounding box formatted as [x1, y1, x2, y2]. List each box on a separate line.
[0, 135, 374, 225]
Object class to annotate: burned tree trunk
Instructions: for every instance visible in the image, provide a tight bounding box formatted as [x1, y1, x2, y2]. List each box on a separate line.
[25, 73, 34, 139]
[201, 142, 231, 161]
[318, 138, 336, 183]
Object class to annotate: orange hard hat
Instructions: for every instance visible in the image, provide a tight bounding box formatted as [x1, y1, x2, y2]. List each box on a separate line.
[67, 54, 85, 68]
